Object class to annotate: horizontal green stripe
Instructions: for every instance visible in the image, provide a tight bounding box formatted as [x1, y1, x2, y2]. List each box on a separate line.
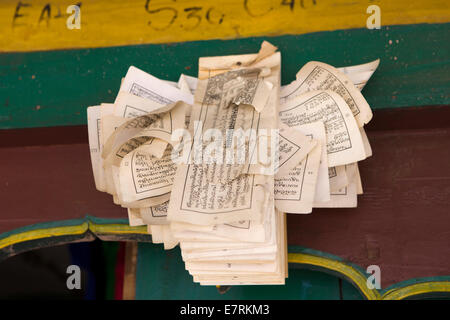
[0, 23, 449, 129]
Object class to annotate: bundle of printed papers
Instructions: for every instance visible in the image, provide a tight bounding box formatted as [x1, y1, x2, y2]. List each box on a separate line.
[87, 41, 379, 286]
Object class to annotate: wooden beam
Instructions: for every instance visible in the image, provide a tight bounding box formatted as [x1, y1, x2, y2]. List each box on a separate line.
[0, 0, 448, 52]
[0, 106, 449, 286]
[1, 23, 449, 129]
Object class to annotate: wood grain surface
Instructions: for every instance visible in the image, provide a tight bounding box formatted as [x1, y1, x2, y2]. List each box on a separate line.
[1, 106, 449, 287]
[1, 23, 449, 129]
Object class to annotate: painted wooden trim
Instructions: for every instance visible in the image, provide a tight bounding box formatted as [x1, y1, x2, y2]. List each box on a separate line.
[288, 250, 450, 300]
[1, 0, 449, 52]
[382, 282, 450, 300]
[288, 252, 381, 300]
[0, 217, 149, 254]
[1, 23, 449, 129]
[0, 218, 448, 299]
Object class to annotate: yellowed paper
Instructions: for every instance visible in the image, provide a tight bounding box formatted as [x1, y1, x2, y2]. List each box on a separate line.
[87, 105, 105, 192]
[315, 164, 358, 208]
[127, 208, 145, 227]
[162, 225, 179, 250]
[140, 201, 169, 225]
[102, 101, 186, 162]
[168, 170, 269, 225]
[355, 163, 363, 195]
[337, 59, 380, 91]
[150, 225, 164, 244]
[118, 147, 177, 203]
[178, 74, 198, 95]
[171, 196, 274, 244]
[275, 124, 318, 177]
[121, 192, 171, 209]
[328, 165, 349, 193]
[279, 90, 367, 167]
[113, 91, 170, 120]
[193, 209, 286, 285]
[360, 127, 373, 158]
[292, 122, 331, 203]
[281, 61, 373, 127]
[168, 45, 280, 226]
[120, 66, 193, 105]
[191, 69, 278, 181]
[100, 110, 122, 196]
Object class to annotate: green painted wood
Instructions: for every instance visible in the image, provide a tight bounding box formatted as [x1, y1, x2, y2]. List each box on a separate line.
[0, 23, 448, 129]
[341, 279, 365, 300]
[135, 243, 363, 300]
[0, 215, 151, 261]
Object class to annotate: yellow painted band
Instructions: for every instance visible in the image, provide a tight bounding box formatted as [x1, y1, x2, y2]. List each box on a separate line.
[89, 222, 148, 235]
[0, 224, 448, 299]
[0, 221, 148, 251]
[1, 0, 449, 52]
[382, 282, 450, 300]
[289, 253, 450, 300]
[288, 252, 381, 300]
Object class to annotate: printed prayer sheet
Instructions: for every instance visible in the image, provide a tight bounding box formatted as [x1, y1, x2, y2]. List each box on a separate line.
[168, 45, 281, 226]
[86, 42, 378, 286]
[139, 201, 169, 225]
[279, 90, 367, 167]
[275, 124, 318, 177]
[119, 66, 194, 105]
[328, 165, 349, 193]
[118, 146, 176, 203]
[292, 122, 331, 203]
[280, 61, 373, 127]
[315, 164, 358, 208]
[337, 59, 380, 91]
[87, 105, 104, 192]
[274, 132, 322, 214]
